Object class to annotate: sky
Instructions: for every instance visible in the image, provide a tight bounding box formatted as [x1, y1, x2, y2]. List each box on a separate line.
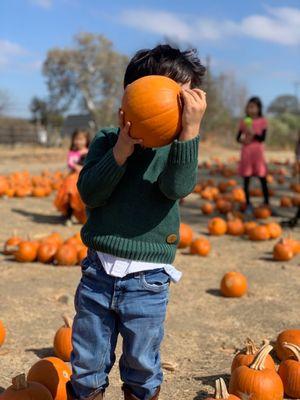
[0, 0, 300, 118]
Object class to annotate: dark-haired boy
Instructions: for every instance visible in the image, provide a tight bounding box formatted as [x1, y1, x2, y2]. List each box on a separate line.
[68, 44, 207, 400]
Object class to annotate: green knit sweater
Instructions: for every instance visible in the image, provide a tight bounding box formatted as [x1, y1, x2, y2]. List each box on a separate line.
[78, 128, 199, 263]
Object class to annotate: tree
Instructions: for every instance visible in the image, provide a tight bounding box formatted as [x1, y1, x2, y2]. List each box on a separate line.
[268, 95, 299, 115]
[43, 33, 129, 128]
[0, 89, 12, 115]
[30, 96, 63, 128]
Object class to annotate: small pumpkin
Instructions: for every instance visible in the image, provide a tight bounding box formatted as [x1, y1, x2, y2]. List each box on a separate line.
[190, 237, 211, 256]
[266, 222, 282, 239]
[278, 342, 300, 398]
[0, 319, 6, 347]
[220, 272, 247, 298]
[231, 338, 276, 372]
[280, 196, 293, 208]
[273, 240, 294, 261]
[1, 374, 53, 400]
[248, 225, 270, 241]
[14, 241, 38, 262]
[243, 221, 257, 235]
[37, 242, 58, 264]
[276, 330, 300, 361]
[3, 235, 22, 255]
[178, 223, 193, 248]
[27, 356, 71, 400]
[54, 244, 78, 266]
[254, 206, 271, 219]
[216, 199, 233, 214]
[226, 218, 245, 236]
[54, 315, 73, 362]
[122, 75, 182, 148]
[231, 187, 245, 203]
[206, 377, 240, 399]
[77, 246, 88, 264]
[229, 344, 284, 400]
[201, 202, 214, 215]
[208, 217, 227, 236]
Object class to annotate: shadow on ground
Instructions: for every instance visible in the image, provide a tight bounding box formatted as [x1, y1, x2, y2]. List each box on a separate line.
[26, 346, 55, 358]
[12, 208, 65, 225]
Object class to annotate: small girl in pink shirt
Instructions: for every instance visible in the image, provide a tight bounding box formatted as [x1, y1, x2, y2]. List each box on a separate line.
[237, 97, 269, 214]
[67, 129, 90, 172]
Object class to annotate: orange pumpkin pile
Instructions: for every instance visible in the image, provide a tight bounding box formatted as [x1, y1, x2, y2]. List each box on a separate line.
[0, 170, 64, 198]
[2, 231, 87, 266]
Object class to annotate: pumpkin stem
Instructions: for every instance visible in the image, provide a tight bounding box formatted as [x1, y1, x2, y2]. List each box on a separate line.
[283, 342, 300, 362]
[12, 374, 28, 390]
[214, 377, 229, 399]
[245, 338, 257, 355]
[62, 314, 72, 328]
[249, 343, 273, 371]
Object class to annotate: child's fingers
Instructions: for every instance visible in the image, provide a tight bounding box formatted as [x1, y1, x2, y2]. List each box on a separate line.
[118, 109, 125, 129]
[181, 89, 192, 106]
[184, 89, 199, 103]
[193, 89, 206, 99]
[122, 121, 131, 135]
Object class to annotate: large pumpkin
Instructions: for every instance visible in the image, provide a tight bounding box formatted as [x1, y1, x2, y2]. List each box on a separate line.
[53, 315, 73, 362]
[27, 357, 71, 400]
[122, 75, 182, 148]
[2, 374, 53, 400]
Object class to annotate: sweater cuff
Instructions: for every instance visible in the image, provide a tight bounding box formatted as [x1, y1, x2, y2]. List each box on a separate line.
[168, 135, 200, 164]
[98, 148, 127, 181]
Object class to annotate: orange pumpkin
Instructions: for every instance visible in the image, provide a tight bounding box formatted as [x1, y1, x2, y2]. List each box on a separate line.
[14, 241, 38, 262]
[273, 241, 294, 261]
[231, 187, 245, 203]
[54, 244, 78, 266]
[0, 319, 6, 347]
[122, 75, 182, 148]
[190, 237, 211, 256]
[266, 222, 282, 239]
[280, 196, 293, 208]
[54, 315, 73, 362]
[206, 377, 241, 399]
[77, 246, 88, 264]
[248, 225, 270, 241]
[254, 206, 271, 219]
[226, 218, 245, 236]
[243, 221, 257, 235]
[220, 272, 247, 298]
[37, 242, 58, 264]
[277, 330, 300, 361]
[27, 357, 71, 400]
[216, 199, 233, 214]
[3, 235, 22, 255]
[208, 217, 227, 236]
[178, 223, 193, 248]
[201, 202, 214, 215]
[283, 238, 300, 255]
[231, 338, 276, 373]
[2, 374, 53, 400]
[278, 342, 300, 398]
[229, 344, 284, 400]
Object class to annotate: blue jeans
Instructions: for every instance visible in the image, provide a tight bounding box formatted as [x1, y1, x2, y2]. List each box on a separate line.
[71, 249, 170, 400]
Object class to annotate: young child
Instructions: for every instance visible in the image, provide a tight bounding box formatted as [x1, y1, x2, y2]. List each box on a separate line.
[68, 130, 90, 173]
[236, 97, 269, 214]
[68, 45, 207, 400]
[54, 130, 90, 225]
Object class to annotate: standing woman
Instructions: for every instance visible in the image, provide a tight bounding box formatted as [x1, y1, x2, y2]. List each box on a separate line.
[237, 97, 269, 214]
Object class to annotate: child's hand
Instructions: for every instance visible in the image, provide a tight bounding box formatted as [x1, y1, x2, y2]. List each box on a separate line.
[113, 110, 143, 166]
[179, 89, 207, 142]
[79, 148, 88, 156]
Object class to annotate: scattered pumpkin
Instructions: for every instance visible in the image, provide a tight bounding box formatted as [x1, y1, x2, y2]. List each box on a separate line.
[37, 242, 58, 264]
[243, 221, 257, 235]
[206, 377, 240, 399]
[54, 244, 78, 266]
[14, 241, 38, 262]
[208, 217, 227, 236]
[77, 246, 88, 264]
[226, 218, 245, 236]
[0, 319, 6, 347]
[280, 196, 293, 208]
[254, 206, 271, 219]
[201, 202, 214, 215]
[276, 330, 300, 361]
[3, 235, 22, 255]
[1, 374, 53, 400]
[278, 342, 300, 398]
[229, 344, 284, 400]
[190, 237, 211, 256]
[122, 75, 182, 148]
[231, 338, 275, 372]
[220, 272, 247, 298]
[178, 223, 193, 248]
[27, 357, 71, 400]
[248, 225, 270, 241]
[273, 240, 294, 261]
[54, 315, 73, 362]
[266, 222, 282, 239]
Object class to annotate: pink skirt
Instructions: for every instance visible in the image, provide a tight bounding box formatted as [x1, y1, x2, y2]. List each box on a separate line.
[238, 142, 267, 177]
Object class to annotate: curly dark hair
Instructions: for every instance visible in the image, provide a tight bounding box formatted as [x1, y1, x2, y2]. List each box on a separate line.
[124, 44, 206, 89]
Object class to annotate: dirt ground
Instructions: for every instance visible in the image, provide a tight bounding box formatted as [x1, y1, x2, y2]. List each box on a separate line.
[0, 145, 299, 399]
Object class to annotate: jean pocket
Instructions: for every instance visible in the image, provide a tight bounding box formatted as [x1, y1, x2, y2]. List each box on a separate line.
[140, 269, 170, 292]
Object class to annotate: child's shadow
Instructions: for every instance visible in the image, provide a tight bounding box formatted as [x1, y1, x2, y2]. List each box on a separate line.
[12, 208, 65, 225]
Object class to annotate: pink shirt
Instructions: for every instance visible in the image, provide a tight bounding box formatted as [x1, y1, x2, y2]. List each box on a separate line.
[67, 150, 82, 171]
